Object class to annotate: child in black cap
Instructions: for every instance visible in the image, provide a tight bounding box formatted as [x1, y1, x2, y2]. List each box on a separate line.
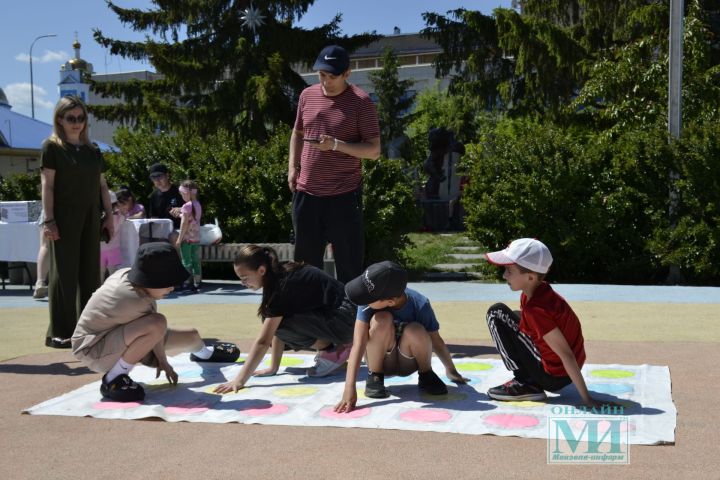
[71, 242, 239, 402]
[334, 261, 468, 413]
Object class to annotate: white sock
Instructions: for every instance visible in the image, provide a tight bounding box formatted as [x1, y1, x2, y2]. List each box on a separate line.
[105, 357, 134, 382]
[192, 346, 214, 360]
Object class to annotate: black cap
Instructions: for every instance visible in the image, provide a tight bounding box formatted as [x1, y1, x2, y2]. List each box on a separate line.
[127, 242, 189, 288]
[312, 45, 350, 75]
[345, 261, 408, 305]
[149, 163, 169, 177]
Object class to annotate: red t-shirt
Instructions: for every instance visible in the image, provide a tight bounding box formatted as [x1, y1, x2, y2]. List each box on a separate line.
[293, 83, 380, 196]
[520, 282, 586, 376]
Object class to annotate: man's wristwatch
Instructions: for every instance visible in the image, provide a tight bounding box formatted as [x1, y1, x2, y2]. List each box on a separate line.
[332, 138, 338, 151]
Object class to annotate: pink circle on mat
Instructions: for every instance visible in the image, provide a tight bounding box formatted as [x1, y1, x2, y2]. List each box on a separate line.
[242, 404, 289, 416]
[484, 414, 540, 429]
[320, 407, 371, 419]
[165, 405, 209, 415]
[93, 401, 142, 410]
[399, 408, 452, 423]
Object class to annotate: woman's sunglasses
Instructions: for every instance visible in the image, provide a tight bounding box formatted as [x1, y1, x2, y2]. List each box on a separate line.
[62, 114, 86, 124]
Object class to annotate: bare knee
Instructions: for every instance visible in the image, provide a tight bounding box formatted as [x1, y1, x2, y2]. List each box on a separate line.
[401, 323, 430, 347]
[144, 313, 168, 338]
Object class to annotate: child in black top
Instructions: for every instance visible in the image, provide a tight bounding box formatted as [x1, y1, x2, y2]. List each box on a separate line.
[214, 245, 355, 393]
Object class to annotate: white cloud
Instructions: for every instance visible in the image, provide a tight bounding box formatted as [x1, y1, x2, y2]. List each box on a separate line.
[15, 50, 69, 64]
[3, 83, 55, 111]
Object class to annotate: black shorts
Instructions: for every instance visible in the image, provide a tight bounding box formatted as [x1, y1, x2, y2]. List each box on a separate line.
[275, 298, 357, 350]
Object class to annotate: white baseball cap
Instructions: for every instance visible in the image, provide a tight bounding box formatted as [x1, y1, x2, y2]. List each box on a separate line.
[109, 190, 117, 204]
[484, 238, 553, 274]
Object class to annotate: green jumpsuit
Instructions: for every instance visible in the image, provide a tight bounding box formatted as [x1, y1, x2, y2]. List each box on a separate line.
[41, 140, 105, 340]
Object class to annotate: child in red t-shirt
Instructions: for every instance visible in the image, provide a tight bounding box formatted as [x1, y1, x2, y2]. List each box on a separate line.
[484, 238, 614, 408]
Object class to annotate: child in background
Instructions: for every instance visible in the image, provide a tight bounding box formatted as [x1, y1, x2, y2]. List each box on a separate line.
[334, 261, 468, 413]
[176, 180, 202, 291]
[483, 238, 618, 408]
[72, 242, 240, 402]
[100, 191, 124, 281]
[213, 245, 355, 394]
[116, 187, 145, 219]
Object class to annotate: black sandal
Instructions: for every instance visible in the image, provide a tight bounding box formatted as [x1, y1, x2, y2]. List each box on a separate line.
[190, 343, 240, 363]
[45, 337, 71, 349]
[100, 374, 145, 402]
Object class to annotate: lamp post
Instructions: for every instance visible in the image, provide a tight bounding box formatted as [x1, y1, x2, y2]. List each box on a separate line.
[29, 34, 57, 119]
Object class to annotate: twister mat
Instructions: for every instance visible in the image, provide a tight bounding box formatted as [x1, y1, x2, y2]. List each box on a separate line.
[24, 354, 675, 444]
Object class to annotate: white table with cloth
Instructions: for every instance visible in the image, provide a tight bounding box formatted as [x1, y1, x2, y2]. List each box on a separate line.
[119, 218, 174, 266]
[0, 221, 41, 263]
[1, 218, 173, 268]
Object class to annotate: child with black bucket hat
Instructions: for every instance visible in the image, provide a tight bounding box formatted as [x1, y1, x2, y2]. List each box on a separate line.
[71, 242, 240, 402]
[334, 261, 469, 413]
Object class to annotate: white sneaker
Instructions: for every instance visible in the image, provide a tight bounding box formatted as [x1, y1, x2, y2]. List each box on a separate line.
[307, 343, 352, 377]
[33, 283, 48, 299]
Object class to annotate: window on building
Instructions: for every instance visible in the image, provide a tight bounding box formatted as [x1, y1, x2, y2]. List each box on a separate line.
[356, 58, 377, 69]
[398, 55, 417, 66]
[417, 53, 438, 65]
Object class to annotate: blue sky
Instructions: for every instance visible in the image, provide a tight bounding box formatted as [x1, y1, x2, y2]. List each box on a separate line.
[1, 0, 512, 124]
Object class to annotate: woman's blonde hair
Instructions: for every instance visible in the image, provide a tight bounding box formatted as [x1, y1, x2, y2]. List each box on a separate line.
[48, 96, 91, 147]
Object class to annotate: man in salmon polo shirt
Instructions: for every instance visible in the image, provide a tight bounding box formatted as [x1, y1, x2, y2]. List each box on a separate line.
[288, 45, 381, 284]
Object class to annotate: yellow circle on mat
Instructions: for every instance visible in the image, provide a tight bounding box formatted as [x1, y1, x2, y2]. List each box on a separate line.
[143, 381, 175, 391]
[455, 362, 493, 371]
[506, 400, 545, 408]
[204, 385, 251, 395]
[589, 369, 635, 379]
[274, 386, 319, 397]
[279, 357, 305, 367]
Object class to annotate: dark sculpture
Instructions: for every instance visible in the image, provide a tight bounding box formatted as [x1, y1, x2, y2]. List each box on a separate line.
[423, 127, 465, 199]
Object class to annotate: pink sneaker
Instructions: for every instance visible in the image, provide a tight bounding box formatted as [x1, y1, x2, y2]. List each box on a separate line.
[307, 343, 352, 377]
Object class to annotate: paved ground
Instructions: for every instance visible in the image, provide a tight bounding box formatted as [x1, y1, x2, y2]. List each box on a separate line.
[2, 280, 720, 479]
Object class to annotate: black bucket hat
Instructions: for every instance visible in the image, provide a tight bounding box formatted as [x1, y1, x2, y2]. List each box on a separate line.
[345, 261, 408, 305]
[127, 242, 189, 288]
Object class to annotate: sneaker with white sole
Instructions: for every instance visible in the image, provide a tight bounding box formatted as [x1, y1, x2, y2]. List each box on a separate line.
[33, 283, 48, 299]
[307, 343, 352, 377]
[487, 379, 547, 401]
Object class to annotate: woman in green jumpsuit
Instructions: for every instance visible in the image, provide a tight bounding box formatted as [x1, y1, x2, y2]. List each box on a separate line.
[40, 96, 115, 348]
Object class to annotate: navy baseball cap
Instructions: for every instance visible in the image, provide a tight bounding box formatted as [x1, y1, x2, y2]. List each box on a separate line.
[345, 261, 408, 305]
[312, 45, 350, 75]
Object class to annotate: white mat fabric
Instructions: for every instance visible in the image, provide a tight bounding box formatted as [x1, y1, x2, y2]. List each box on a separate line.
[24, 354, 675, 444]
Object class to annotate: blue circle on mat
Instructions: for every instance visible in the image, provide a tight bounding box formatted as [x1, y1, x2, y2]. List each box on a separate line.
[177, 368, 204, 378]
[384, 375, 416, 385]
[587, 383, 633, 395]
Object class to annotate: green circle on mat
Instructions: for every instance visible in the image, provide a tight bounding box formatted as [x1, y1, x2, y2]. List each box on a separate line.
[279, 357, 304, 367]
[456, 362, 493, 371]
[590, 369, 635, 379]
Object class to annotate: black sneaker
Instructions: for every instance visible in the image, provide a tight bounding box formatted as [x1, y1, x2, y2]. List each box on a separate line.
[418, 370, 448, 395]
[100, 374, 145, 402]
[487, 379, 547, 401]
[45, 337, 71, 349]
[365, 372, 390, 398]
[190, 343, 240, 363]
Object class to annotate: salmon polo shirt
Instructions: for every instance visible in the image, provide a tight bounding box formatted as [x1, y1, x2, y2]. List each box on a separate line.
[520, 282, 586, 376]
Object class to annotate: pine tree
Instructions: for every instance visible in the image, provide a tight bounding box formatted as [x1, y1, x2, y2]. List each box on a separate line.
[91, 0, 379, 141]
[368, 47, 416, 156]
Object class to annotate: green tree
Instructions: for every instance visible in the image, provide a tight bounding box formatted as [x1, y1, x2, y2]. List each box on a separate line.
[421, 9, 513, 111]
[368, 47, 415, 156]
[92, 0, 379, 140]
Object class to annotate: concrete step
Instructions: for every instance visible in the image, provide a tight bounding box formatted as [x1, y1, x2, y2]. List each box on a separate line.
[432, 263, 482, 271]
[452, 246, 482, 252]
[447, 253, 485, 260]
